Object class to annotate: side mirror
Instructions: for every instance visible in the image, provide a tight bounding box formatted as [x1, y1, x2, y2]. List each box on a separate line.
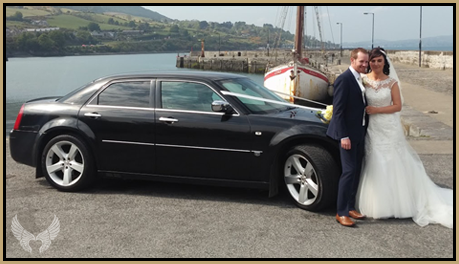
[211, 101, 234, 114]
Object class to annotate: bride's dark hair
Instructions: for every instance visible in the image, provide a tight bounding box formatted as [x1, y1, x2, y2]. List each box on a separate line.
[367, 47, 390, 75]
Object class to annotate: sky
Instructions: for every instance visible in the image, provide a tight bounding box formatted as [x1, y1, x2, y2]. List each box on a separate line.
[142, 5, 453, 44]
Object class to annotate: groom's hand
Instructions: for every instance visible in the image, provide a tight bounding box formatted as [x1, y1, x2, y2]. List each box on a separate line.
[341, 138, 351, 150]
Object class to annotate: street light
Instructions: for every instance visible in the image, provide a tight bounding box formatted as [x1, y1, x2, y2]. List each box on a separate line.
[419, 6, 422, 67]
[218, 33, 221, 55]
[363, 12, 374, 49]
[213, 32, 221, 55]
[336, 22, 343, 57]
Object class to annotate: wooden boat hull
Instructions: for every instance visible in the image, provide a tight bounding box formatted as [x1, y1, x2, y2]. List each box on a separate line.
[264, 62, 330, 102]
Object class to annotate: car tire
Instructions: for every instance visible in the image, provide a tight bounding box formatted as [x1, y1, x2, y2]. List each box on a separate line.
[41, 134, 95, 192]
[283, 144, 339, 211]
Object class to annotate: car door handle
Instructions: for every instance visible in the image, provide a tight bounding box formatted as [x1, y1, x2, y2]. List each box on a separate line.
[159, 117, 178, 124]
[84, 112, 102, 118]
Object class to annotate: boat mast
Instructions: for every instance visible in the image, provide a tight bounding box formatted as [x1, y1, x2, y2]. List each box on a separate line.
[294, 6, 304, 60]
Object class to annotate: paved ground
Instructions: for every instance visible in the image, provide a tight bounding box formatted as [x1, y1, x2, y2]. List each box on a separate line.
[4, 139, 454, 258]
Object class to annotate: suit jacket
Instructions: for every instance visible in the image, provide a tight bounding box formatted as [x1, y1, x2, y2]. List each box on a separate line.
[326, 69, 368, 142]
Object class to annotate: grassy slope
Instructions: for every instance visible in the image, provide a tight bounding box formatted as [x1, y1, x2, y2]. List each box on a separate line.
[6, 6, 144, 31]
[6, 7, 50, 17]
[46, 14, 131, 30]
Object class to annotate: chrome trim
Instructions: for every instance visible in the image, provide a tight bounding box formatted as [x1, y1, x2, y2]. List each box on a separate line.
[157, 143, 262, 154]
[102, 140, 263, 154]
[84, 112, 102, 118]
[87, 104, 155, 111]
[159, 117, 178, 123]
[155, 108, 239, 116]
[102, 140, 155, 146]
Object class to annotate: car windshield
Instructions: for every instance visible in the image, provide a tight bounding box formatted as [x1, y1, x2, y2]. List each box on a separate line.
[217, 78, 294, 114]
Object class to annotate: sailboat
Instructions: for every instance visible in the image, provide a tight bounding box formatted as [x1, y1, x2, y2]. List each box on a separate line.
[264, 6, 330, 104]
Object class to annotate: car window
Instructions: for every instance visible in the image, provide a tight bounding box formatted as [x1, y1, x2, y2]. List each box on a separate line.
[217, 78, 291, 114]
[161, 81, 221, 112]
[93, 81, 151, 108]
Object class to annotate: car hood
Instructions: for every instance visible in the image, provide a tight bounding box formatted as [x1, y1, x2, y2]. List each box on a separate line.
[269, 108, 326, 124]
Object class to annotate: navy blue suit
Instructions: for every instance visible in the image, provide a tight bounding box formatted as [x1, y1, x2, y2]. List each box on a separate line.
[327, 69, 368, 217]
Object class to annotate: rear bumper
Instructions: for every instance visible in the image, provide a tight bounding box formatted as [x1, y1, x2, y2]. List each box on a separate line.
[9, 130, 38, 167]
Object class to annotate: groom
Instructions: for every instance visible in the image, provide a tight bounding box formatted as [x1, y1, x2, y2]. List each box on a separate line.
[327, 48, 369, 227]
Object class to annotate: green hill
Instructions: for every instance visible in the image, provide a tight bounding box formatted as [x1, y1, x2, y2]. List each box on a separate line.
[56, 6, 171, 22]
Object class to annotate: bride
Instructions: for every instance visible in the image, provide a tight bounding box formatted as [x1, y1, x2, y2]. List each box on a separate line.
[356, 47, 453, 228]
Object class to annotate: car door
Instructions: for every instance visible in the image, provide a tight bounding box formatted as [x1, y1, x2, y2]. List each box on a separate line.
[154, 79, 261, 181]
[78, 79, 156, 174]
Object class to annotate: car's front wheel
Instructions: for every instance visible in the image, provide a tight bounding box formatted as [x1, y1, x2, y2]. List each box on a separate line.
[41, 135, 95, 192]
[283, 145, 339, 211]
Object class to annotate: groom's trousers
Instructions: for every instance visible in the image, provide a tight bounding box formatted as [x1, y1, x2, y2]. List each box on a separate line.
[336, 136, 365, 217]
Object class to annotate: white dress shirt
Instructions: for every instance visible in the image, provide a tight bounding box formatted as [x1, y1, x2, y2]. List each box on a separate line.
[349, 66, 366, 126]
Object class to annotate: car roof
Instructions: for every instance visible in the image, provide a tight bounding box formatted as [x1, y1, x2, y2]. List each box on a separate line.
[94, 71, 245, 83]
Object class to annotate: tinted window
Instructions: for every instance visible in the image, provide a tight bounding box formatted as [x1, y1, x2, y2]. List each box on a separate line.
[217, 78, 291, 114]
[161, 81, 220, 112]
[95, 81, 151, 108]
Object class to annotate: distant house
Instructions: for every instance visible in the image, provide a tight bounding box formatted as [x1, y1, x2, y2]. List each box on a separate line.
[31, 20, 49, 26]
[25, 27, 60, 33]
[90, 31, 105, 37]
[121, 30, 144, 35]
[90, 31, 116, 38]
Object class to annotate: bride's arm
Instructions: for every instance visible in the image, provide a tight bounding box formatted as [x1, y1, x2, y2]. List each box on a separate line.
[366, 83, 402, 114]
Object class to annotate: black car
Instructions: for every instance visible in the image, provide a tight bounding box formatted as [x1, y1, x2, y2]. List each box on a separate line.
[9, 71, 340, 211]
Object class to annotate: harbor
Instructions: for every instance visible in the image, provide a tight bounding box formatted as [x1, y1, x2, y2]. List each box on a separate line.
[176, 49, 454, 85]
[176, 48, 453, 142]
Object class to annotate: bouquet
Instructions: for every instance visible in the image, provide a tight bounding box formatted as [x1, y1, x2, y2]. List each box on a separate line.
[316, 105, 333, 124]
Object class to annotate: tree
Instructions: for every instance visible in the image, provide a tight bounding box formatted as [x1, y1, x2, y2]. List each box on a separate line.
[76, 31, 95, 44]
[199, 21, 209, 30]
[170, 24, 179, 34]
[48, 30, 65, 49]
[38, 34, 55, 51]
[108, 18, 115, 25]
[138, 22, 151, 32]
[16, 32, 39, 52]
[128, 21, 136, 28]
[87, 22, 100, 32]
[10, 11, 23, 21]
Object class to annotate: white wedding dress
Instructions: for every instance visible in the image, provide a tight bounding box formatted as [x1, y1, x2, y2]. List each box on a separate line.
[356, 76, 453, 228]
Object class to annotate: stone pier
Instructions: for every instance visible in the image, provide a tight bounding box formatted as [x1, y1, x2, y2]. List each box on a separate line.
[176, 49, 453, 78]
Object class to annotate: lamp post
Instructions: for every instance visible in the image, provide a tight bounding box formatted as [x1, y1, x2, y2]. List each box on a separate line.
[419, 6, 422, 67]
[363, 12, 374, 49]
[336, 22, 343, 57]
[217, 33, 221, 55]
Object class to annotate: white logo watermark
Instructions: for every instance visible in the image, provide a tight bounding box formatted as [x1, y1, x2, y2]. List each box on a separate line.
[11, 215, 60, 254]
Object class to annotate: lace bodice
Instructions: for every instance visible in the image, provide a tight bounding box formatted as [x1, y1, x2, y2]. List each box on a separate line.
[362, 75, 398, 107]
[362, 75, 403, 156]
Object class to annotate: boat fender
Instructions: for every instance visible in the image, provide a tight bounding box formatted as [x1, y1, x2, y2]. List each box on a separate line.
[327, 85, 334, 97]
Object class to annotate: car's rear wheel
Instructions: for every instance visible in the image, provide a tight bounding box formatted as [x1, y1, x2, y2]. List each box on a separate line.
[41, 135, 94, 192]
[283, 144, 339, 211]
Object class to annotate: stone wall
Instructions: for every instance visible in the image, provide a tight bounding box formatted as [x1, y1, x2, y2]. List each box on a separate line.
[387, 50, 453, 69]
[189, 49, 453, 70]
[177, 56, 268, 74]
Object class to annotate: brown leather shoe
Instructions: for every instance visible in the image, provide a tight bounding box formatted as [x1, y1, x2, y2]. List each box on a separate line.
[349, 210, 366, 220]
[336, 214, 355, 227]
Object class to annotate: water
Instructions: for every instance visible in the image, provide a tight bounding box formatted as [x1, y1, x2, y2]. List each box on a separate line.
[5, 53, 264, 136]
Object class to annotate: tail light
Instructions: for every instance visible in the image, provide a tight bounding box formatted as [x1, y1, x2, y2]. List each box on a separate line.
[13, 104, 24, 131]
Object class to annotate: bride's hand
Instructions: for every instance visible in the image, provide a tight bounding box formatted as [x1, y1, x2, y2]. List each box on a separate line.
[366, 106, 378, 115]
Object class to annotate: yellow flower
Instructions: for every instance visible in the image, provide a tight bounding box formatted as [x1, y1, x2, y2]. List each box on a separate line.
[316, 105, 333, 124]
[323, 105, 333, 121]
